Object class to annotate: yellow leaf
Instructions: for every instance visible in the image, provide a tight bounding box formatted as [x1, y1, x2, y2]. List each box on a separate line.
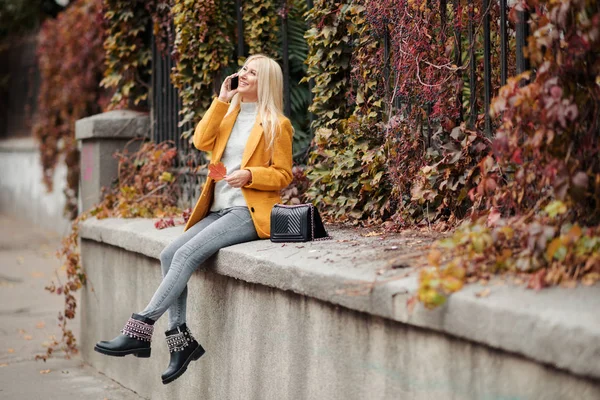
[582, 272, 599, 286]
[567, 224, 582, 241]
[442, 276, 464, 293]
[40, 369, 51, 374]
[427, 249, 442, 267]
[544, 200, 567, 218]
[546, 238, 562, 260]
[475, 288, 491, 298]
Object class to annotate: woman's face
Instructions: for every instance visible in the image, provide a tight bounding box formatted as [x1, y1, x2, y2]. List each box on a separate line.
[236, 59, 259, 100]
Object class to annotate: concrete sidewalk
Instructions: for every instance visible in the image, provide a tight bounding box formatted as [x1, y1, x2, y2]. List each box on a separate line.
[0, 214, 144, 400]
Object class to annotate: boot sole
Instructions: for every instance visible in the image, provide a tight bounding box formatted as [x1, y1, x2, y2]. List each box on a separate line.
[162, 345, 206, 385]
[94, 345, 151, 358]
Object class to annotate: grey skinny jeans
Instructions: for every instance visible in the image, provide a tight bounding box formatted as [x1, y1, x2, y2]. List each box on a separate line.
[139, 206, 258, 329]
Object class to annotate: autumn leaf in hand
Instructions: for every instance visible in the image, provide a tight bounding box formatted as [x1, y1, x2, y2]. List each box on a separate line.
[208, 162, 227, 181]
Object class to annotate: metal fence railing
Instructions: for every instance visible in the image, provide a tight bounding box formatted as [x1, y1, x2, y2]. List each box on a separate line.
[150, 1, 532, 207]
[151, 33, 205, 208]
[380, 0, 530, 139]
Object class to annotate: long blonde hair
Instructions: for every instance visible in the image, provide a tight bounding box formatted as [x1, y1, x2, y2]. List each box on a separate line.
[226, 55, 286, 152]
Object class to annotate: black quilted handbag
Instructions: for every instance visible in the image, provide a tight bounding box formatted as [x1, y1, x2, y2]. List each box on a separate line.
[270, 204, 331, 242]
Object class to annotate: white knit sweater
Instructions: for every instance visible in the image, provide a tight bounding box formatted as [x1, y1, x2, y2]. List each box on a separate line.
[210, 102, 258, 212]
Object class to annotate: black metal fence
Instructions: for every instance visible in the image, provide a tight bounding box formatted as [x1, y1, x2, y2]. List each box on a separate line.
[381, 0, 530, 138]
[151, 34, 205, 208]
[150, 0, 304, 208]
[150, 1, 531, 207]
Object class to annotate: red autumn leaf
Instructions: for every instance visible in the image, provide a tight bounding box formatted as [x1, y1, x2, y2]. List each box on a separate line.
[208, 162, 227, 181]
[527, 269, 547, 291]
[511, 148, 523, 165]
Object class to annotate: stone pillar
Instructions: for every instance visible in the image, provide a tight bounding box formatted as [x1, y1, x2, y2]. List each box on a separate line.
[75, 110, 150, 213]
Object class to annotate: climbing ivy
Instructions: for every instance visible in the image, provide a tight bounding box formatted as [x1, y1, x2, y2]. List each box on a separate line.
[242, 0, 279, 58]
[101, 0, 153, 108]
[171, 0, 237, 137]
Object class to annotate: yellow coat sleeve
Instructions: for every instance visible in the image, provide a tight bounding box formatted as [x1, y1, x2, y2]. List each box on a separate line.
[245, 118, 293, 191]
[192, 98, 230, 152]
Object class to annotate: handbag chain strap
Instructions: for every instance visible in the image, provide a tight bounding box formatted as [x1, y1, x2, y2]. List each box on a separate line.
[310, 204, 332, 241]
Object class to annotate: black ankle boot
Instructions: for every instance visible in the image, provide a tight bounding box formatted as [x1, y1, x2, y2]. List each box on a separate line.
[161, 323, 205, 384]
[94, 313, 155, 358]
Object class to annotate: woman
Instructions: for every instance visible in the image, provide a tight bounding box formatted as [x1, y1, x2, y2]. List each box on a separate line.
[94, 54, 293, 385]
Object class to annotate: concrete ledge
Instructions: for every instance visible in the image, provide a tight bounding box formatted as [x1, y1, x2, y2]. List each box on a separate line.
[75, 110, 150, 140]
[80, 217, 600, 382]
[0, 137, 37, 152]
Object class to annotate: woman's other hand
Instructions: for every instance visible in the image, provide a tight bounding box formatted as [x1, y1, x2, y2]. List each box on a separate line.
[218, 74, 239, 103]
[224, 170, 252, 188]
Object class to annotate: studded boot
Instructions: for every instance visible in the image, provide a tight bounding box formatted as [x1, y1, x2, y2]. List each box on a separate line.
[161, 323, 205, 384]
[94, 313, 154, 358]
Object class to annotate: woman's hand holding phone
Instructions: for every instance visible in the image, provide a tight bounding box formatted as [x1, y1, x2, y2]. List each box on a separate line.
[218, 74, 239, 103]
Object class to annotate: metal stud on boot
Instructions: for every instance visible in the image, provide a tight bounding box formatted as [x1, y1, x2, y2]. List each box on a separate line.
[94, 313, 154, 358]
[161, 323, 205, 384]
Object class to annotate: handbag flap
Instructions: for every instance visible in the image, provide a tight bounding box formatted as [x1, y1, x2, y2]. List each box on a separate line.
[270, 204, 311, 242]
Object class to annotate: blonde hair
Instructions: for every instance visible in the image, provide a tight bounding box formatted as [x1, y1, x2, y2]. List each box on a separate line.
[226, 54, 286, 152]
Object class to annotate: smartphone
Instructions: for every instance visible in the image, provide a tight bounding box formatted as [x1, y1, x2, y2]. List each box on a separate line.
[230, 75, 239, 90]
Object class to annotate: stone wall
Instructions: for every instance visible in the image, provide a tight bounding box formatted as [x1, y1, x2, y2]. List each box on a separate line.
[78, 218, 600, 400]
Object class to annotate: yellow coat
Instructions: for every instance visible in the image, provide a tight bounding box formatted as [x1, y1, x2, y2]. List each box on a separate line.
[184, 98, 293, 239]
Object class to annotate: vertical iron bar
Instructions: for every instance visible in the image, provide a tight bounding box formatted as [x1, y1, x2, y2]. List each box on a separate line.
[500, 0, 508, 86]
[440, 0, 447, 31]
[169, 55, 176, 145]
[236, 0, 245, 59]
[427, 103, 432, 148]
[453, 0, 463, 124]
[158, 43, 165, 143]
[166, 49, 171, 144]
[384, 26, 391, 118]
[307, 0, 314, 130]
[468, 2, 476, 128]
[151, 33, 157, 142]
[483, 0, 492, 136]
[281, 0, 291, 117]
[516, 9, 530, 76]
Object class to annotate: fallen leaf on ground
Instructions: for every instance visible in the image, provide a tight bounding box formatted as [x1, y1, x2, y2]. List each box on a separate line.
[16, 256, 24, 264]
[208, 162, 227, 181]
[39, 369, 51, 374]
[406, 296, 418, 315]
[18, 329, 26, 334]
[560, 280, 577, 289]
[475, 288, 491, 298]
[362, 231, 382, 237]
[36, 322, 46, 329]
[30, 271, 45, 278]
[0, 363, 8, 367]
[24, 335, 33, 340]
[7, 348, 14, 353]
[582, 272, 599, 286]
